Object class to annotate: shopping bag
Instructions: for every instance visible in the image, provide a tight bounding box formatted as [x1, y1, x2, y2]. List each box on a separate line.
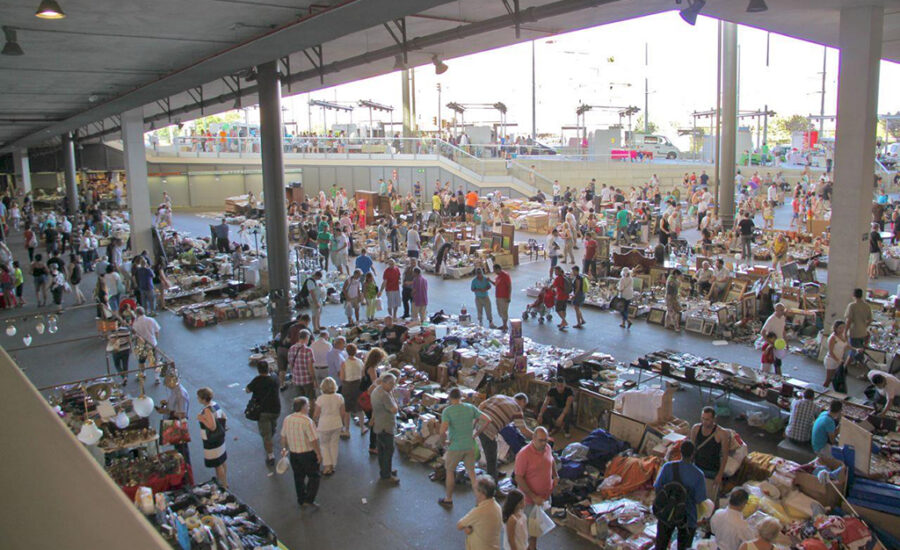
[376, 296, 384, 312]
[527, 504, 555, 538]
[276, 456, 290, 474]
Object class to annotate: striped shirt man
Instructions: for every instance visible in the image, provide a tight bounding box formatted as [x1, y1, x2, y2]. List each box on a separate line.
[478, 394, 530, 440]
[281, 412, 318, 453]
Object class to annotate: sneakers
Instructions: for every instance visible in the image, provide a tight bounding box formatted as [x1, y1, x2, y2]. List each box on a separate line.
[266, 457, 276, 467]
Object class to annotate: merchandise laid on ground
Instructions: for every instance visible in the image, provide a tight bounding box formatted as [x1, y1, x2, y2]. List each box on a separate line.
[10, 2, 900, 548]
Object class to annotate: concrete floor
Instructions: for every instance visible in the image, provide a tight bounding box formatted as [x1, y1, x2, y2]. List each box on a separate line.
[3, 199, 897, 550]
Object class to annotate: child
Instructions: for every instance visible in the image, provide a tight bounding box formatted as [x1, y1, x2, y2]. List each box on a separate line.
[501, 489, 528, 550]
[762, 200, 775, 230]
[790, 196, 800, 229]
[761, 331, 776, 374]
[363, 272, 378, 322]
[12, 261, 24, 307]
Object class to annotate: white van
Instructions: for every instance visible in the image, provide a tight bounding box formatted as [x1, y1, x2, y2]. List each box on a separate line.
[631, 134, 680, 159]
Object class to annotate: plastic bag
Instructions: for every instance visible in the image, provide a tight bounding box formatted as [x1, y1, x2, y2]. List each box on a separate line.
[527, 504, 556, 538]
[276, 456, 290, 475]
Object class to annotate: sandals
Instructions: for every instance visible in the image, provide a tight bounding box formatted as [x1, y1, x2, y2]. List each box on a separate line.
[437, 498, 453, 508]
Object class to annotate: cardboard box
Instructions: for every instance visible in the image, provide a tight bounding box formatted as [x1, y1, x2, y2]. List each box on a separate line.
[793, 466, 847, 508]
[566, 510, 593, 536]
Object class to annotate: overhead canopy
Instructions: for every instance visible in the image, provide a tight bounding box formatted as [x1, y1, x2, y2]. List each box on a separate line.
[2, 0, 899, 151]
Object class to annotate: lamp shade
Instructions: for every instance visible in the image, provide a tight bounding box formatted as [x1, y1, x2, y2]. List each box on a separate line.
[22, 334, 32, 346]
[77, 420, 103, 445]
[5, 324, 16, 336]
[746, 0, 767, 13]
[36, 0, 66, 19]
[679, 0, 705, 25]
[133, 395, 155, 418]
[114, 411, 131, 429]
[35, 321, 45, 334]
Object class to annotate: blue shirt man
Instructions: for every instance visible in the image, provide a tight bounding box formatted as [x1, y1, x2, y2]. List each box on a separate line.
[653, 440, 707, 550]
[811, 402, 842, 457]
[354, 252, 374, 275]
[326, 342, 348, 381]
[470, 275, 491, 298]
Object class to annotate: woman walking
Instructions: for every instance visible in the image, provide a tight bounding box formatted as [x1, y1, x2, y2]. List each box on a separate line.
[363, 272, 379, 322]
[197, 387, 229, 488]
[68, 253, 85, 305]
[339, 343, 365, 436]
[314, 377, 347, 475]
[617, 268, 634, 328]
[359, 347, 385, 454]
[824, 320, 849, 388]
[30, 253, 49, 306]
[24, 225, 37, 262]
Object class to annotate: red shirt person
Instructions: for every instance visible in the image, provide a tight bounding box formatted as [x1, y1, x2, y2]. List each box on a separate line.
[551, 266, 569, 330]
[492, 264, 512, 331]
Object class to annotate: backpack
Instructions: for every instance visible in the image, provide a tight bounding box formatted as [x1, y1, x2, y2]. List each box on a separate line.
[578, 275, 589, 294]
[299, 278, 313, 299]
[562, 276, 573, 295]
[652, 463, 689, 528]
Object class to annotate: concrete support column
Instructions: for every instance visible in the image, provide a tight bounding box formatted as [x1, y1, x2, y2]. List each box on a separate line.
[12, 148, 31, 196]
[257, 61, 292, 337]
[62, 132, 78, 215]
[825, 5, 883, 326]
[121, 107, 155, 262]
[717, 21, 738, 228]
[401, 68, 412, 153]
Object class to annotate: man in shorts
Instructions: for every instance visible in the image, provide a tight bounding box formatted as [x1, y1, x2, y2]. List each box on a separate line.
[551, 265, 569, 330]
[380, 259, 402, 318]
[437, 387, 490, 508]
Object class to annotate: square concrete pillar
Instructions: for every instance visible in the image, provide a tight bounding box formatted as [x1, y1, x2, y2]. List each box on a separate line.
[12, 148, 31, 196]
[825, 5, 883, 326]
[121, 107, 155, 262]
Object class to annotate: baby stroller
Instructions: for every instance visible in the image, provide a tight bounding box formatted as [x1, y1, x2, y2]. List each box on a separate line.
[522, 286, 555, 323]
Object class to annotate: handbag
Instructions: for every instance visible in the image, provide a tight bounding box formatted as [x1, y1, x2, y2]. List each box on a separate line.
[244, 396, 262, 421]
[160, 419, 191, 445]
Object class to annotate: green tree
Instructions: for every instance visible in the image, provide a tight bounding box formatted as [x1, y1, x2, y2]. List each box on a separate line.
[634, 115, 658, 134]
[770, 114, 812, 141]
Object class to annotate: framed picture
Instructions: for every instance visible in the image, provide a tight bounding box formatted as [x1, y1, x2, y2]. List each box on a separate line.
[596, 237, 610, 259]
[685, 316, 705, 334]
[608, 412, 647, 449]
[575, 388, 615, 432]
[632, 277, 644, 292]
[741, 293, 758, 319]
[716, 306, 733, 326]
[650, 267, 667, 287]
[639, 425, 666, 455]
[647, 307, 666, 325]
[701, 320, 716, 336]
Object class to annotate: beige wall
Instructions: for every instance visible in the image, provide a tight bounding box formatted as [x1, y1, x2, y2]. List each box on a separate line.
[525, 159, 825, 191]
[0, 348, 169, 549]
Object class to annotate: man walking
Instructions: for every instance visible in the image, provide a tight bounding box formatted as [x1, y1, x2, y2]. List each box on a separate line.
[844, 288, 873, 359]
[246, 363, 281, 466]
[288, 329, 316, 400]
[492, 264, 511, 331]
[371, 373, 400, 484]
[411, 267, 428, 323]
[280, 397, 322, 508]
[310, 330, 332, 387]
[470, 268, 495, 328]
[380, 259, 402, 319]
[514, 427, 557, 550]
[401, 259, 417, 319]
[437, 387, 491, 508]
[653, 441, 707, 550]
[477, 393, 533, 480]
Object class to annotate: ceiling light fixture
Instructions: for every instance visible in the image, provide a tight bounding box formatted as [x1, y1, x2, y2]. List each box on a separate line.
[35, 0, 66, 19]
[2, 27, 24, 56]
[746, 0, 767, 13]
[432, 55, 448, 75]
[679, 0, 706, 25]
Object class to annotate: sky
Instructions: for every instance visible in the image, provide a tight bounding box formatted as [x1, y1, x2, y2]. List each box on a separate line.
[236, 12, 900, 149]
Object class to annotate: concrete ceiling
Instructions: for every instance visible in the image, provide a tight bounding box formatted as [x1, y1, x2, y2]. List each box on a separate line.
[2, 0, 900, 151]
